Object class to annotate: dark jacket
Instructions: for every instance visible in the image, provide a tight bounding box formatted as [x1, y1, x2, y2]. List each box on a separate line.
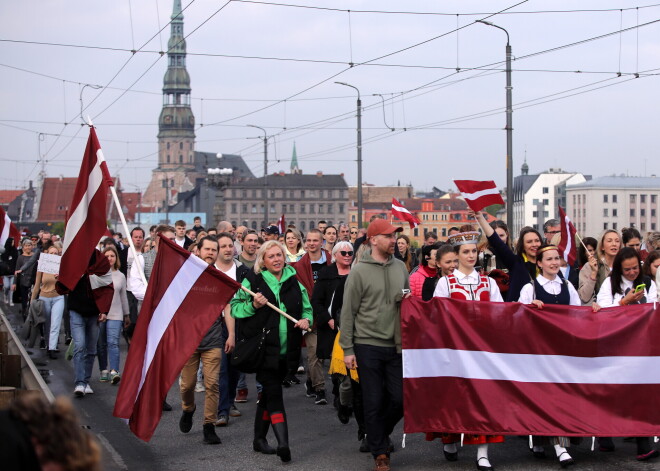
[486, 232, 536, 302]
[311, 263, 348, 359]
[234, 269, 306, 372]
[0, 240, 18, 276]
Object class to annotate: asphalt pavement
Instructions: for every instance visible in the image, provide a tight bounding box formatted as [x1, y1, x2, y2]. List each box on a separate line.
[1, 301, 657, 471]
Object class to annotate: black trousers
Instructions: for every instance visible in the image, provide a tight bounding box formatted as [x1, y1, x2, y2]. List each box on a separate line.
[354, 344, 403, 458]
[256, 357, 288, 414]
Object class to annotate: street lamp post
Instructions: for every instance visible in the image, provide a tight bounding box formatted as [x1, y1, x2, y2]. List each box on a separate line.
[247, 124, 268, 228]
[335, 81, 363, 229]
[477, 20, 513, 229]
[207, 167, 233, 223]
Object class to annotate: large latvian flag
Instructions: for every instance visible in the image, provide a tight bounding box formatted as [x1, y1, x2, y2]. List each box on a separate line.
[113, 236, 241, 441]
[59, 127, 114, 291]
[0, 207, 21, 248]
[401, 296, 660, 437]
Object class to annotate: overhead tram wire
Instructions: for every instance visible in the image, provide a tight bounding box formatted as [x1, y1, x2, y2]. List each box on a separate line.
[230, 0, 660, 17]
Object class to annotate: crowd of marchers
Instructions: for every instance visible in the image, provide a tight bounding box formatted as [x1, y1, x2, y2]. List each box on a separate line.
[2, 214, 660, 471]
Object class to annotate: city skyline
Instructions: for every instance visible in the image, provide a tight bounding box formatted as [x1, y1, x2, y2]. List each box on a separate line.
[1, 0, 659, 195]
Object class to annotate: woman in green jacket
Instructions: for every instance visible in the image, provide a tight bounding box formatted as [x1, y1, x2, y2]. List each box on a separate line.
[231, 240, 312, 463]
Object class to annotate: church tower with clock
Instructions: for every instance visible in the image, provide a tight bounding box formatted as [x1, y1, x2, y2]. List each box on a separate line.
[143, 0, 196, 213]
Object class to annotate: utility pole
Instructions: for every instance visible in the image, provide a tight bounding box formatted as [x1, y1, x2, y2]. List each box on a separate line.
[335, 82, 363, 228]
[248, 125, 268, 228]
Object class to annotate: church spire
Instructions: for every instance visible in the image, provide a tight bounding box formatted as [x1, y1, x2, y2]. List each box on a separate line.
[157, 0, 195, 169]
[290, 142, 301, 174]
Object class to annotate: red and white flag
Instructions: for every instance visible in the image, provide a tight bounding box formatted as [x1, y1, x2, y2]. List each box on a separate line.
[402, 297, 660, 437]
[557, 206, 577, 267]
[454, 180, 505, 211]
[277, 214, 286, 235]
[391, 198, 420, 229]
[0, 207, 21, 248]
[59, 127, 114, 292]
[113, 236, 241, 441]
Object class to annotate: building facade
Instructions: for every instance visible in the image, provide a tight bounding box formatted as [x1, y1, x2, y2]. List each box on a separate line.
[224, 171, 348, 232]
[512, 163, 587, 235]
[566, 176, 660, 237]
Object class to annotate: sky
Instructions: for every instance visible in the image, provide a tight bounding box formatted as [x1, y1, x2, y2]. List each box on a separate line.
[1, 0, 660, 196]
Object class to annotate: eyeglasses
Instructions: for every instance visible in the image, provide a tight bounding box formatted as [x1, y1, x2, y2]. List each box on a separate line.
[340, 251, 354, 256]
[350, 231, 357, 234]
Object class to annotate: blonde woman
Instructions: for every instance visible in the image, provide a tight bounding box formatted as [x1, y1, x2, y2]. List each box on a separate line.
[31, 242, 64, 358]
[284, 228, 305, 262]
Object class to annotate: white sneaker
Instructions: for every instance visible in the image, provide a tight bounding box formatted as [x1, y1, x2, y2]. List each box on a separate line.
[195, 381, 206, 393]
[74, 385, 85, 397]
[84, 384, 94, 395]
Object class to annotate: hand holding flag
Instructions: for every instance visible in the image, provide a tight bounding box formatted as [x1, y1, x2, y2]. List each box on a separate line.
[454, 180, 505, 212]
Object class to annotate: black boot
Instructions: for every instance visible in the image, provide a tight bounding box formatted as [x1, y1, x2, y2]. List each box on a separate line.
[203, 423, 221, 444]
[179, 408, 194, 433]
[636, 437, 659, 461]
[253, 406, 276, 454]
[270, 411, 291, 462]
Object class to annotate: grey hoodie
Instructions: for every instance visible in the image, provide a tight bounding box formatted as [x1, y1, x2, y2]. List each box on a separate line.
[339, 251, 410, 355]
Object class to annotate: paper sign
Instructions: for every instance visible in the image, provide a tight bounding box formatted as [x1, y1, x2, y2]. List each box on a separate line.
[37, 253, 61, 275]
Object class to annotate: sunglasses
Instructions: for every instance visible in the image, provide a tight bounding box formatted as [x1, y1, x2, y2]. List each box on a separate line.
[340, 251, 354, 257]
[350, 231, 357, 234]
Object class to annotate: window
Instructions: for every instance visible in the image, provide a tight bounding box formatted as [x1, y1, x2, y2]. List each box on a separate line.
[630, 209, 635, 217]
[309, 204, 315, 214]
[167, 155, 170, 163]
[166, 142, 170, 150]
[613, 209, 618, 217]
[652, 223, 657, 231]
[532, 199, 539, 205]
[351, 215, 356, 222]
[231, 203, 237, 214]
[641, 222, 646, 231]
[328, 203, 333, 214]
[270, 190, 276, 198]
[282, 204, 287, 214]
[251, 204, 257, 214]
[290, 204, 296, 214]
[544, 211, 549, 218]
[251, 190, 257, 198]
[532, 211, 538, 218]
[242, 204, 247, 213]
[652, 209, 657, 217]
[413, 228, 419, 237]
[270, 204, 275, 213]
[339, 204, 344, 214]
[641, 195, 647, 203]
[300, 204, 306, 214]
[652, 195, 657, 203]
[260, 204, 265, 214]
[573, 194, 576, 204]
[319, 190, 324, 198]
[543, 199, 549, 205]
[603, 208, 608, 217]
[613, 194, 618, 203]
[573, 209, 576, 219]
[578, 195, 581, 204]
[179, 142, 183, 150]
[603, 222, 608, 230]
[318, 204, 324, 214]
[179, 155, 183, 163]
[300, 221, 305, 231]
[309, 221, 315, 229]
[603, 194, 608, 203]
[641, 209, 646, 217]
[327, 190, 333, 198]
[542, 187, 549, 194]
[423, 214, 429, 221]
[251, 221, 257, 230]
[242, 190, 247, 198]
[441, 228, 447, 237]
[442, 214, 447, 221]
[301, 190, 306, 198]
[630, 194, 637, 203]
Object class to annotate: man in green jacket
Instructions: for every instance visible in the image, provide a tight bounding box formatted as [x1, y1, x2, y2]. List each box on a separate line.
[340, 218, 409, 471]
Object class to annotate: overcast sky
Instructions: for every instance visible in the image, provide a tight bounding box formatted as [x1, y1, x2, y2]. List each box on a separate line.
[2, 0, 659, 195]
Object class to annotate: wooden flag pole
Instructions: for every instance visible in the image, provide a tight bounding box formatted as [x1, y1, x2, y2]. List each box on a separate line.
[88, 117, 148, 286]
[239, 285, 311, 332]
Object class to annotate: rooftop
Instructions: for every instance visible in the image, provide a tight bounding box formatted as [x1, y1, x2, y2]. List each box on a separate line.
[231, 172, 348, 189]
[567, 176, 660, 190]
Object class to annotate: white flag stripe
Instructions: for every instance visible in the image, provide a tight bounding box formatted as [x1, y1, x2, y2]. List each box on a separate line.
[562, 218, 573, 263]
[62, 150, 106, 255]
[392, 203, 412, 214]
[460, 187, 501, 200]
[136, 254, 207, 399]
[89, 270, 113, 290]
[403, 348, 660, 384]
[0, 212, 10, 246]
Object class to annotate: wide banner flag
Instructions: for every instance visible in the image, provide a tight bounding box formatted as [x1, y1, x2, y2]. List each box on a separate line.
[401, 296, 660, 437]
[0, 207, 21, 248]
[454, 180, 505, 212]
[113, 236, 241, 441]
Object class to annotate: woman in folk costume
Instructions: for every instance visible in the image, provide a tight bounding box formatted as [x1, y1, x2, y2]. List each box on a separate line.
[432, 230, 503, 471]
[518, 244, 599, 468]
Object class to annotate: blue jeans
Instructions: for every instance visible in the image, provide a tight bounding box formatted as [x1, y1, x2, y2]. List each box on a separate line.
[98, 320, 122, 372]
[70, 310, 100, 386]
[218, 325, 241, 415]
[41, 295, 65, 350]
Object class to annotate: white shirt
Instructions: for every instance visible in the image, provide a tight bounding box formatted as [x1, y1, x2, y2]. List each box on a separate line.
[596, 276, 658, 308]
[518, 275, 581, 306]
[216, 262, 237, 281]
[433, 269, 503, 302]
[127, 253, 147, 301]
[175, 237, 185, 248]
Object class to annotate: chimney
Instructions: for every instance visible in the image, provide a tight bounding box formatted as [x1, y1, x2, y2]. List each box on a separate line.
[316, 171, 323, 177]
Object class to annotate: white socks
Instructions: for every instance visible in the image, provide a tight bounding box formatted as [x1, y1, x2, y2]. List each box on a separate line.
[554, 444, 571, 461]
[444, 443, 457, 454]
[477, 444, 490, 467]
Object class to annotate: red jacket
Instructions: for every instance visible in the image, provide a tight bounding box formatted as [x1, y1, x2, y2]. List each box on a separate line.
[409, 265, 438, 298]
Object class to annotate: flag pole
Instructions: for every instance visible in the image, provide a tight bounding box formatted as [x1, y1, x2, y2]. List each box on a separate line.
[239, 285, 311, 332]
[574, 232, 591, 254]
[87, 117, 148, 286]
